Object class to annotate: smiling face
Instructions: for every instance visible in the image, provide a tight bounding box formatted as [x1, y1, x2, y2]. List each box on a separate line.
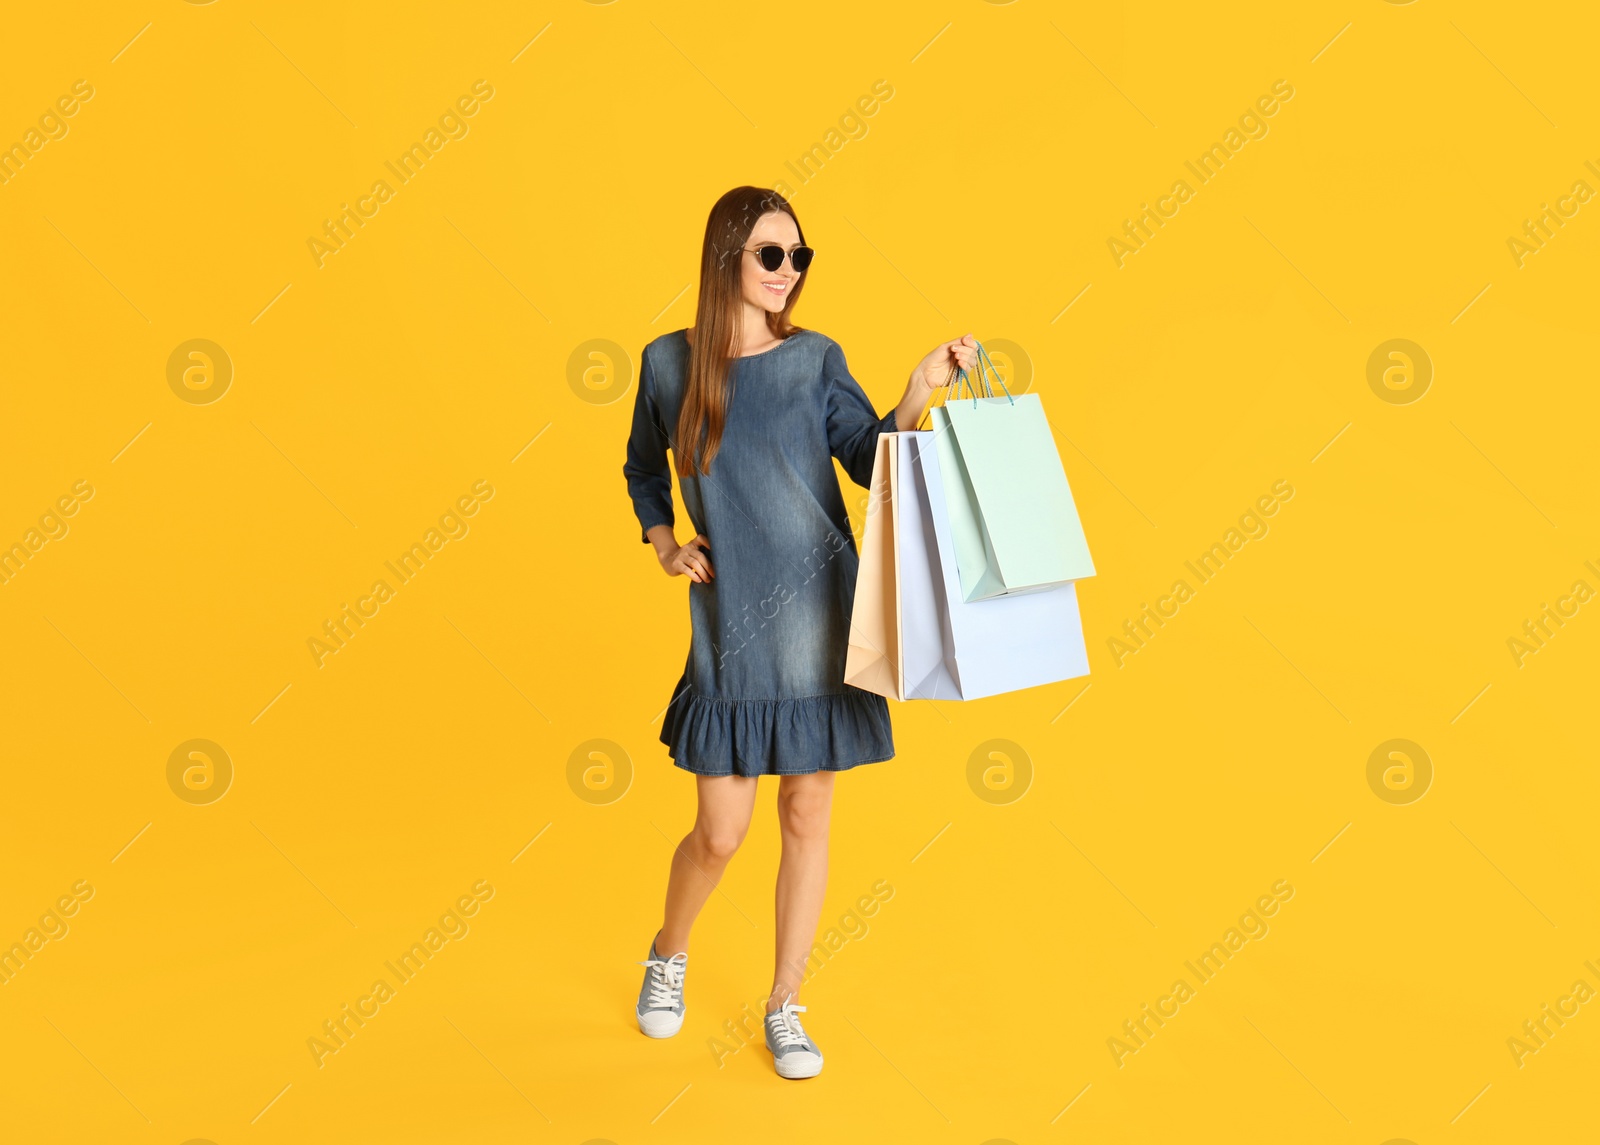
[740, 211, 804, 314]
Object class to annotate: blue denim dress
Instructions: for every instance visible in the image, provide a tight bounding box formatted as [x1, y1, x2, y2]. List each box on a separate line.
[623, 329, 896, 777]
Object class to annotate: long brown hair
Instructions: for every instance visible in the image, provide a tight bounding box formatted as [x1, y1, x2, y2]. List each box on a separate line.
[675, 186, 807, 477]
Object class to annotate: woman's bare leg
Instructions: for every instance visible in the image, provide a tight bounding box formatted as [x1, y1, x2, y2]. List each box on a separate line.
[767, 771, 835, 1011]
[656, 774, 759, 956]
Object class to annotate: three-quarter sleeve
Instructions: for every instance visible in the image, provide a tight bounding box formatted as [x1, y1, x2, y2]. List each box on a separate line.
[623, 348, 676, 543]
[824, 341, 898, 489]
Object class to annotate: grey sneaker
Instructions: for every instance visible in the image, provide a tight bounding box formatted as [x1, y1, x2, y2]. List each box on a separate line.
[636, 940, 687, 1038]
[764, 999, 823, 1078]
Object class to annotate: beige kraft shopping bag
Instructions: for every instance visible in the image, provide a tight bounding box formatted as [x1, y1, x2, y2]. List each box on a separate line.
[844, 435, 902, 699]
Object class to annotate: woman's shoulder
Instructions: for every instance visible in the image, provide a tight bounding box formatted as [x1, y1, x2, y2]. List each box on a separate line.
[772, 328, 840, 365]
[640, 329, 690, 386]
[643, 328, 690, 361]
[786, 328, 835, 350]
[641, 328, 844, 377]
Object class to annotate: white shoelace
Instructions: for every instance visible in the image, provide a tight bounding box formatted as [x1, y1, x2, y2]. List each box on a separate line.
[639, 953, 687, 1009]
[767, 1001, 811, 1049]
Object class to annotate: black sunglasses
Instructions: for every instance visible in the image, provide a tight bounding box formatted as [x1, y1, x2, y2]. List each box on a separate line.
[746, 244, 814, 272]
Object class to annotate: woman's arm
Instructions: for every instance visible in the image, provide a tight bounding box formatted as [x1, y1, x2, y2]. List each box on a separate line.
[623, 350, 676, 541]
[825, 335, 982, 487]
[623, 352, 715, 582]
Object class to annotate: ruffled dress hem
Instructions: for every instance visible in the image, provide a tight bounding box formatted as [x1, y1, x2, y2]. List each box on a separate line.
[658, 674, 895, 778]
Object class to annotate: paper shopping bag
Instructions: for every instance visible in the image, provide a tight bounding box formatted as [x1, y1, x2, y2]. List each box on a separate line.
[893, 433, 961, 701]
[927, 403, 1008, 604]
[846, 433, 962, 701]
[844, 435, 901, 699]
[929, 344, 1095, 602]
[912, 432, 1090, 700]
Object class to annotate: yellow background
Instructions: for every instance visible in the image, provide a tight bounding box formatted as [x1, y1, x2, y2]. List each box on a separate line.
[3, 1, 1597, 1142]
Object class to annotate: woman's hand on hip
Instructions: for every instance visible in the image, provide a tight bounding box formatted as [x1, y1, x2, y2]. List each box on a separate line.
[660, 534, 715, 582]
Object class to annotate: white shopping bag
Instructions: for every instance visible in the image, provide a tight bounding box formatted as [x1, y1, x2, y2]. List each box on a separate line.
[909, 432, 1090, 700]
[893, 433, 961, 700]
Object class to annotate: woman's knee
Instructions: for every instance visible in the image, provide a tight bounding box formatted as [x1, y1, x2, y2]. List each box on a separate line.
[690, 774, 755, 862]
[692, 818, 748, 862]
[777, 785, 832, 841]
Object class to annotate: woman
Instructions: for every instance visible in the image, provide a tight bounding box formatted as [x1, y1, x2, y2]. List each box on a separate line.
[622, 186, 976, 1080]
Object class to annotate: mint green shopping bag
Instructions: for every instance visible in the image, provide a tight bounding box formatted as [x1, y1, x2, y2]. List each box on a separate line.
[927, 344, 1095, 602]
